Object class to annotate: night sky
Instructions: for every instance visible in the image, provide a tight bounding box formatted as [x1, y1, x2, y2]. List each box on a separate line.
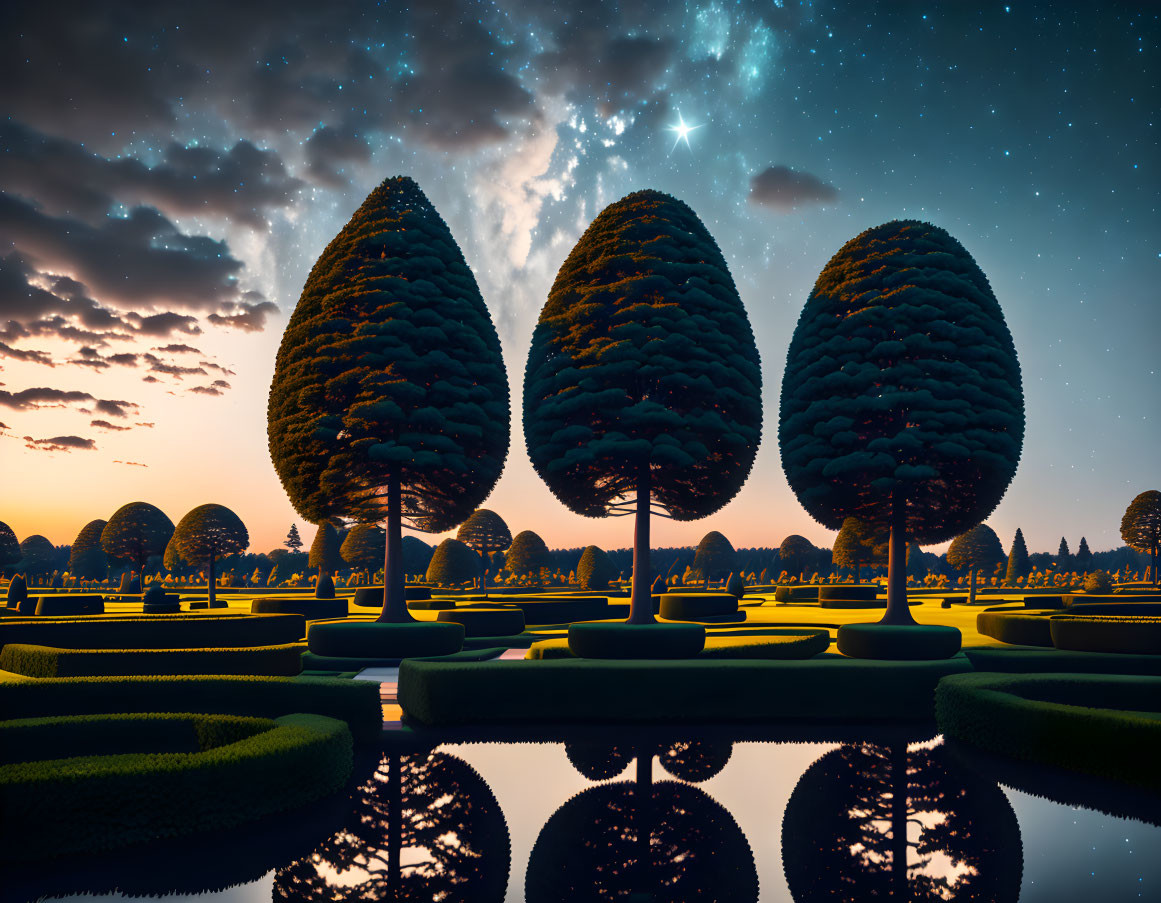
[1, 1, 1157, 556]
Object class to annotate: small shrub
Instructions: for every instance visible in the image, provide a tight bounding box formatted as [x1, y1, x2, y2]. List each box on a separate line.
[1083, 571, 1114, 594]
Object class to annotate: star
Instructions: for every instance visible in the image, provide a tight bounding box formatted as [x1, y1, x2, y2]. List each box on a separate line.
[666, 110, 703, 153]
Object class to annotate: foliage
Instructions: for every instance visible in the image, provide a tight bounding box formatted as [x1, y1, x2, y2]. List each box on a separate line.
[831, 518, 886, 580]
[101, 502, 175, 572]
[1121, 490, 1161, 583]
[505, 530, 551, 577]
[267, 175, 509, 534]
[1056, 537, 1071, 571]
[17, 535, 56, 576]
[66, 520, 107, 579]
[576, 545, 616, 590]
[0, 520, 20, 571]
[691, 531, 737, 583]
[456, 509, 512, 557]
[658, 593, 738, 620]
[306, 621, 463, 659]
[401, 535, 434, 577]
[340, 525, 386, 573]
[1005, 527, 1031, 584]
[947, 523, 1004, 603]
[778, 535, 815, 577]
[778, 220, 1024, 610]
[566, 622, 707, 659]
[308, 522, 346, 576]
[1075, 536, 1092, 572]
[284, 524, 303, 551]
[1083, 570, 1113, 594]
[425, 538, 482, 586]
[837, 623, 963, 659]
[171, 505, 249, 588]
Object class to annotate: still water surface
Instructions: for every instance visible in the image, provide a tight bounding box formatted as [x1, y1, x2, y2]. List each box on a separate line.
[15, 733, 1160, 903]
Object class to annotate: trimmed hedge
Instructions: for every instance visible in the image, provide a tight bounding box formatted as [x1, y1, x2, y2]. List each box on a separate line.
[398, 656, 973, 725]
[251, 597, 349, 622]
[0, 613, 306, 651]
[976, 611, 1056, 647]
[351, 586, 432, 607]
[0, 642, 306, 678]
[436, 607, 526, 637]
[1064, 593, 1161, 607]
[0, 674, 383, 743]
[819, 597, 886, 609]
[407, 597, 456, 610]
[837, 623, 962, 660]
[0, 712, 352, 862]
[1049, 616, 1161, 655]
[300, 646, 506, 671]
[658, 593, 738, 621]
[509, 597, 610, 625]
[962, 645, 1161, 675]
[935, 672, 1161, 791]
[307, 620, 463, 658]
[817, 585, 878, 602]
[774, 586, 820, 603]
[1064, 602, 1161, 616]
[33, 595, 105, 616]
[1023, 595, 1063, 609]
[567, 622, 706, 659]
[697, 631, 829, 659]
[604, 595, 662, 619]
[143, 593, 181, 614]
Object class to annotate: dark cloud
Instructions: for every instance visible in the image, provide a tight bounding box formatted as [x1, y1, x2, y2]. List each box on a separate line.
[93, 399, 139, 419]
[142, 353, 208, 378]
[135, 422, 155, 428]
[143, 376, 161, 384]
[304, 127, 373, 187]
[127, 313, 202, 337]
[749, 166, 840, 212]
[22, 434, 97, 452]
[536, 27, 675, 115]
[0, 342, 54, 366]
[190, 383, 226, 396]
[153, 344, 201, 354]
[0, 123, 302, 228]
[0, 387, 95, 410]
[115, 460, 148, 467]
[206, 298, 279, 332]
[91, 419, 131, 431]
[200, 361, 236, 376]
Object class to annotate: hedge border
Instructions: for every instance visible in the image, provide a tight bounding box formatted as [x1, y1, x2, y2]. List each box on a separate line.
[0, 642, 306, 678]
[976, 611, 1057, 647]
[1049, 615, 1161, 655]
[306, 620, 464, 658]
[567, 622, 706, 659]
[962, 645, 1161, 675]
[0, 712, 352, 862]
[837, 623, 962, 660]
[0, 613, 306, 651]
[251, 598, 350, 621]
[436, 607, 527, 637]
[658, 593, 738, 621]
[934, 672, 1161, 791]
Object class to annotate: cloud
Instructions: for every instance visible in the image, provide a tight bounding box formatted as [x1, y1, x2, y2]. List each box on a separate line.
[304, 127, 372, 186]
[749, 165, 840, 212]
[0, 123, 303, 228]
[135, 422, 155, 428]
[189, 379, 230, 396]
[200, 361, 236, 376]
[0, 387, 96, 410]
[115, 460, 148, 467]
[0, 342, 54, 366]
[91, 419, 131, 431]
[536, 27, 675, 115]
[126, 313, 202, 337]
[153, 344, 201, 354]
[22, 434, 97, 452]
[206, 298, 279, 332]
[93, 399, 139, 419]
[142, 353, 208, 378]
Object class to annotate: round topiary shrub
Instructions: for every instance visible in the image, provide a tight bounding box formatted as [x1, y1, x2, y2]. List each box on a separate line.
[659, 593, 738, 621]
[836, 623, 961, 660]
[142, 582, 180, 614]
[1082, 571, 1114, 594]
[436, 607, 526, 638]
[567, 622, 706, 660]
[306, 620, 463, 659]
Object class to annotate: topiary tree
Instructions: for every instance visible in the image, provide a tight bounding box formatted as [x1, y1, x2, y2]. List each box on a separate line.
[456, 509, 512, 594]
[66, 520, 108, 580]
[340, 524, 387, 582]
[1074, 536, 1092, 573]
[1121, 490, 1161, 586]
[831, 518, 887, 585]
[691, 532, 737, 588]
[726, 572, 746, 598]
[523, 190, 762, 623]
[1083, 570, 1113, 594]
[1055, 537, 1071, 573]
[0, 521, 20, 577]
[402, 536, 435, 581]
[1004, 527, 1030, 586]
[425, 538, 482, 587]
[101, 502, 175, 578]
[18, 535, 57, 577]
[577, 545, 617, 591]
[779, 220, 1023, 625]
[946, 524, 1004, 605]
[5, 573, 28, 607]
[778, 535, 815, 582]
[171, 505, 249, 607]
[267, 175, 510, 623]
[309, 522, 346, 582]
[505, 530, 552, 581]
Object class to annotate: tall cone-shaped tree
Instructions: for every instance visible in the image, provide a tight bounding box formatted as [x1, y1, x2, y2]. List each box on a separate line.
[779, 221, 1023, 625]
[268, 176, 510, 622]
[67, 519, 108, 580]
[101, 502, 174, 578]
[1075, 536, 1092, 573]
[456, 509, 511, 595]
[1056, 537, 1071, 573]
[576, 545, 616, 590]
[1121, 490, 1161, 586]
[171, 504, 249, 607]
[947, 524, 1004, 605]
[523, 190, 762, 624]
[309, 522, 346, 582]
[1005, 527, 1030, 585]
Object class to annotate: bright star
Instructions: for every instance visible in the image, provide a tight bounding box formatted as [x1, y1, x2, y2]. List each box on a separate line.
[667, 111, 703, 153]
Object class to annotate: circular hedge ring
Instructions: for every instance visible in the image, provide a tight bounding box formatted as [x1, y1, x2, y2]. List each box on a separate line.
[437, 607, 526, 637]
[976, 611, 1057, 647]
[0, 712, 352, 862]
[935, 672, 1161, 791]
[567, 622, 705, 659]
[307, 621, 463, 658]
[837, 623, 961, 660]
[1049, 615, 1161, 655]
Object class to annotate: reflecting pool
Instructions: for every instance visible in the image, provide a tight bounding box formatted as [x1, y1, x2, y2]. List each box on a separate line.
[10, 729, 1160, 903]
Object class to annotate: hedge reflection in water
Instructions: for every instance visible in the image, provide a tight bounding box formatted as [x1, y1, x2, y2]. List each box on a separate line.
[274, 748, 510, 903]
[783, 740, 1024, 902]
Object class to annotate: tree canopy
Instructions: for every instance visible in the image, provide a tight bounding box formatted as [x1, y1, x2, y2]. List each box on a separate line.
[308, 522, 346, 576]
[285, 524, 303, 551]
[947, 524, 1005, 572]
[1005, 527, 1030, 584]
[577, 545, 616, 590]
[1075, 536, 1092, 572]
[18, 534, 56, 576]
[101, 502, 174, 573]
[778, 535, 815, 577]
[505, 530, 551, 577]
[832, 518, 887, 582]
[341, 524, 386, 574]
[425, 538, 482, 586]
[67, 519, 108, 579]
[456, 510, 512, 556]
[692, 531, 737, 583]
[1121, 490, 1160, 583]
[778, 220, 1023, 544]
[0, 521, 21, 572]
[172, 504, 249, 606]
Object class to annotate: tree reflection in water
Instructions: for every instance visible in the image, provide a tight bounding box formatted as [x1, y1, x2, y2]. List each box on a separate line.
[782, 740, 1023, 902]
[530, 738, 757, 902]
[273, 749, 510, 903]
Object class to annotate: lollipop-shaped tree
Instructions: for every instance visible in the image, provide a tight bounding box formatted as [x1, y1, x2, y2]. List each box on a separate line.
[524, 190, 762, 623]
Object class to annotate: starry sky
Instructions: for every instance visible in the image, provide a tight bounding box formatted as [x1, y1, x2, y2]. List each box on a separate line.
[1, 1, 1157, 557]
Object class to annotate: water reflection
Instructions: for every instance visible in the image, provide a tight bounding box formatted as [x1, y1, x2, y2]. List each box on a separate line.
[528, 739, 758, 902]
[782, 740, 1023, 902]
[274, 748, 510, 903]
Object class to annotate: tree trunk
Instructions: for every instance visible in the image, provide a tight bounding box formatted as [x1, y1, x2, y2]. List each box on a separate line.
[627, 463, 654, 624]
[207, 548, 217, 607]
[968, 566, 977, 605]
[879, 492, 916, 625]
[378, 470, 413, 622]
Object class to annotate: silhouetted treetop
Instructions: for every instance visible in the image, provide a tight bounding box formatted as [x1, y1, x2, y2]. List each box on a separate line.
[67, 519, 108, 579]
[100, 502, 174, 573]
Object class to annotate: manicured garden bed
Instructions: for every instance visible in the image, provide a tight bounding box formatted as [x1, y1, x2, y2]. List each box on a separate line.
[0, 613, 306, 650]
